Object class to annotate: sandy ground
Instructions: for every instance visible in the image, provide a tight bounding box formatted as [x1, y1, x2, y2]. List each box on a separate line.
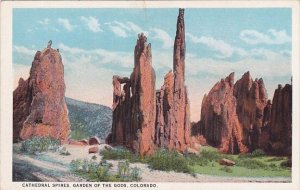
[13, 144, 292, 183]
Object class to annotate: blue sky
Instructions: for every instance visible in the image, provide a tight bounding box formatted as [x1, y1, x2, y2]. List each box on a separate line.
[13, 8, 292, 121]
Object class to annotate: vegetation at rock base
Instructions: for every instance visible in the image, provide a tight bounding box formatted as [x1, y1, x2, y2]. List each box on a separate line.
[100, 145, 291, 177]
[100, 147, 140, 162]
[146, 149, 193, 174]
[69, 158, 141, 182]
[20, 136, 60, 154]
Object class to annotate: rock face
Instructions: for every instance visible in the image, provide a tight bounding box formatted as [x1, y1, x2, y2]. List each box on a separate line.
[110, 33, 156, 156]
[13, 47, 70, 143]
[260, 84, 292, 155]
[200, 73, 248, 154]
[109, 9, 192, 155]
[155, 9, 191, 152]
[195, 71, 292, 155]
[233, 72, 268, 151]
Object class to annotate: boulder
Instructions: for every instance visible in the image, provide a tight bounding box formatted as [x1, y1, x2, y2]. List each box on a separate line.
[69, 139, 88, 146]
[88, 146, 99, 154]
[89, 136, 101, 145]
[219, 158, 235, 166]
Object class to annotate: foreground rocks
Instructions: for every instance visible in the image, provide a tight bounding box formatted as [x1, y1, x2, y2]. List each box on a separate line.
[109, 9, 193, 155]
[13, 46, 70, 143]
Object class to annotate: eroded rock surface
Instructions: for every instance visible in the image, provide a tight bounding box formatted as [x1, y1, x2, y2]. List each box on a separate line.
[13, 47, 70, 143]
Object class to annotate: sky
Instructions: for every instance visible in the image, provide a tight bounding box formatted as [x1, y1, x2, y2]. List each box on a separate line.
[13, 8, 292, 122]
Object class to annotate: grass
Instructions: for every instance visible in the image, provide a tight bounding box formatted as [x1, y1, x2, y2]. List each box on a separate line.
[99, 145, 291, 178]
[20, 136, 60, 154]
[146, 149, 193, 174]
[100, 147, 141, 162]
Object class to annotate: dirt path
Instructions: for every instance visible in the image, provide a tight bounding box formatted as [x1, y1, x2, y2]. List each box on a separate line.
[13, 144, 291, 183]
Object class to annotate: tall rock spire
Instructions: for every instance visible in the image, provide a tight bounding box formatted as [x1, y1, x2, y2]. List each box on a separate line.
[13, 46, 70, 143]
[172, 8, 191, 151]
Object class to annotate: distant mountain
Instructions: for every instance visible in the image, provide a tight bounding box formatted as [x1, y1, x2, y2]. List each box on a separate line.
[65, 97, 112, 141]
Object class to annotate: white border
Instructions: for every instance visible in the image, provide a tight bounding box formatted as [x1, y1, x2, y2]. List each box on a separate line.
[1, 1, 299, 190]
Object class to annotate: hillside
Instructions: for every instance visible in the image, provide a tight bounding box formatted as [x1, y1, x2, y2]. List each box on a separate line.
[65, 97, 112, 141]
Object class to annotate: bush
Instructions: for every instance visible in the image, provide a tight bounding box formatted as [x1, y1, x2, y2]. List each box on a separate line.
[92, 155, 97, 160]
[69, 158, 140, 182]
[238, 149, 266, 159]
[146, 149, 192, 174]
[236, 158, 267, 169]
[59, 147, 71, 156]
[280, 160, 292, 168]
[130, 167, 142, 181]
[251, 149, 266, 157]
[220, 166, 233, 173]
[200, 149, 221, 162]
[21, 136, 60, 154]
[100, 147, 140, 162]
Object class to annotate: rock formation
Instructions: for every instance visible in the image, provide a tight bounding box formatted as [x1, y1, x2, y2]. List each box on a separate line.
[110, 33, 156, 156]
[13, 46, 70, 143]
[109, 9, 192, 155]
[195, 71, 292, 155]
[233, 71, 268, 151]
[259, 84, 292, 156]
[199, 73, 248, 154]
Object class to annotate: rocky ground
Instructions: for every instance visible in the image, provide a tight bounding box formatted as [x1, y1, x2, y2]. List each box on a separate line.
[13, 144, 291, 183]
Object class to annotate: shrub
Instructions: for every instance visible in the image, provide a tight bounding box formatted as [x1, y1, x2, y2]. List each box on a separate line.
[118, 161, 130, 178]
[130, 167, 142, 181]
[59, 147, 71, 156]
[200, 149, 221, 162]
[100, 147, 140, 162]
[21, 136, 60, 154]
[238, 149, 266, 159]
[251, 149, 266, 157]
[220, 166, 233, 173]
[236, 158, 267, 169]
[70, 159, 83, 172]
[146, 149, 192, 174]
[92, 155, 97, 160]
[280, 160, 292, 168]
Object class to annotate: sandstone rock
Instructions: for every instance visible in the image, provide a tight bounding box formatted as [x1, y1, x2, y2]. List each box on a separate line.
[108, 9, 192, 155]
[186, 147, 200, 155]
[154, 9, 191, 152]
[200, 73, 248, 154]
[69, 139, 88, 146]
[104, 144, 113, 151]
[219, 158, 235, 166]
[234, 71, 268, 151]
[89, 136, 101, 145]
[88, 146, 99, 154]
[260, 84, 292, 156]
[13, 47, 70, 143]
[110, 33, 156, 156]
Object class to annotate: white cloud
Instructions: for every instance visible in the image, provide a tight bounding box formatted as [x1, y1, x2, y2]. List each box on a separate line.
[187, 33, 247, 58]
[58, 18, 74, 31]
[13, 45, 36, 56]
[150, 28, 173, 49]
[81, 16, 102, 32]
[240, 29, 291, 45]
[57, 43, 132, 68]
[37, 18, 50, 25]
[109, 25, 128, 38]
[105, 21, 146, 38]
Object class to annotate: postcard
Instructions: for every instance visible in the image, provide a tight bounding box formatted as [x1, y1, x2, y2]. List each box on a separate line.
[1, 1, 299, 190]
